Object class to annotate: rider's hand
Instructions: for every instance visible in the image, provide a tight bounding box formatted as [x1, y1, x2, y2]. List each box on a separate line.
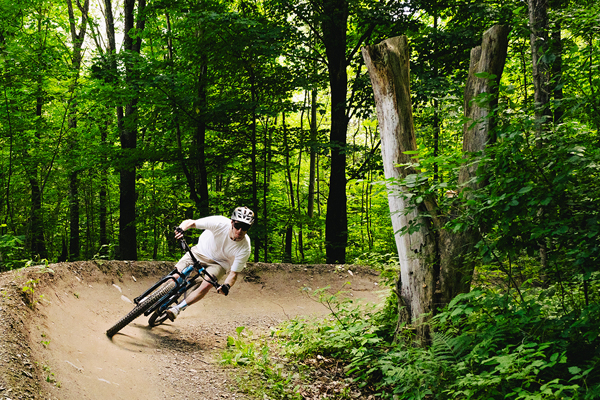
[217, 283, 230, 296]
[174, 226, 184, 240]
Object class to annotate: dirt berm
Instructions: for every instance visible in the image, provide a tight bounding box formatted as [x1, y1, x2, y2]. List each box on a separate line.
[0, 260, 383, 399]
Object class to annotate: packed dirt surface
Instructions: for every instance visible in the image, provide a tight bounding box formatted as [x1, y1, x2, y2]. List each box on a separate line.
[0, 260, 383, 399]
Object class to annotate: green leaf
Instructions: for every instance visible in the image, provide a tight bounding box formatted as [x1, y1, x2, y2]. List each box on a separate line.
[518, 186, 533, 194]
[568, 366, 582, 375]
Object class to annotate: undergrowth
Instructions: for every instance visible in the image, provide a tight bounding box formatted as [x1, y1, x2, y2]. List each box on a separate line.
[220, 326, 302, 399]
[223, 274, 600, 399]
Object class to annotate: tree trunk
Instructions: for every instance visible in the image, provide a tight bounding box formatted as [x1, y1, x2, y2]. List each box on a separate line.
[528, 0, 551, 135]
[283, 112, 295, 263]
[362, 36, 437, 343]
[308, 88, 318, 219]
[66, 0, 90, 260]
[29, 38, 47, 260]
[99, 120, 108, 254]
[550, 0, 564, 123]
[119, 0, 146, 260]
[323, 0, 349, 264]
[99, 0, 118, 257]
[249, 69, 260, 262]
[440, 25, 510, 304]
[362, 26, 509, 343]
[195, 62, 210, 215]
[528, 0, 551, 278]
[2, 80, 14, 233]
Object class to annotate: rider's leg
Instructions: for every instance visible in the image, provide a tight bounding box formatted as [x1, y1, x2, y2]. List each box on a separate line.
[167, 263, 225, 321]
[166, 280, 212, 321]
[186, 279, 213, 304]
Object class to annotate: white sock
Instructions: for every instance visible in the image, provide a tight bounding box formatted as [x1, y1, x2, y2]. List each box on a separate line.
[176, 300, 188, 311]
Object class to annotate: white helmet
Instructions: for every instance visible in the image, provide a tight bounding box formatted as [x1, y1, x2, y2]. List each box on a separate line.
[231, 206, 255, 227]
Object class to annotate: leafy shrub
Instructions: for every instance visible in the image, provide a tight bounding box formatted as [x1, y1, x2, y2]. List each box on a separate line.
[221, 326, 302, 400]
[0, 234, 27, 271]
[275, 277, 600, 399]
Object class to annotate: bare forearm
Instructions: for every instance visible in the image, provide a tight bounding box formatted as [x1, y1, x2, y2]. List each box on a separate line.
[175, 220, 196, 239]
[223, 271, 238, 288]
[179, 219, 196, 231]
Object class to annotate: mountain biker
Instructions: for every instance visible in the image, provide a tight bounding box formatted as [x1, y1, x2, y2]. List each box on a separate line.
[166, 206, 254, 321]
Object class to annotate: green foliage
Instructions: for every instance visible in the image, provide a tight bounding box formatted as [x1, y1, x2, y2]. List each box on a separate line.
[268, 275, 600, 400]
[222, 326, 262, 367]
[21, 278, 40, 309]
[221, 326, 301, 400]
[457, 117, 600, 285]
[434, 283, 600, 400]
[0, 234, 27, 271]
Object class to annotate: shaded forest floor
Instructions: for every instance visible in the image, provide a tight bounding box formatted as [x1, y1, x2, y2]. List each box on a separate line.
[0, 260, 381, 399]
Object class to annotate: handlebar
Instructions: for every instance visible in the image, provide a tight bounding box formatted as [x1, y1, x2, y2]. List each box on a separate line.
[176, 230, 228, 296]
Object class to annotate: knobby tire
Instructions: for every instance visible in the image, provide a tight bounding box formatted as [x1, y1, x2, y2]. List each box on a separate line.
[106, 280, 176, 338]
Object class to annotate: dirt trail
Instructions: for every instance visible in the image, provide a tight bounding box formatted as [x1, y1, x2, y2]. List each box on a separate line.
[0, 261, 382, 400]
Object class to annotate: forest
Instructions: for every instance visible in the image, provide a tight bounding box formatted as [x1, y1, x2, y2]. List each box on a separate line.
[1, 0, 599, 398]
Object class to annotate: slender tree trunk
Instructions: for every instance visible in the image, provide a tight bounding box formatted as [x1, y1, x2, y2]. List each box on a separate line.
[262, 116, 271, 262]
[249, 71, 260, 262]
[2, 79, 14, 233]
[68, 171, 80, 259]
[323, 0, 349, 264]
[103, 0, 125, 258]
[29, 173, 47, 259]
[528, 0, 551, 136]
[528, 0, 551, 278]
[308, 88, 318, 219]
[29, 14, 48, 260]
[432, 8, 440, 183]
[98, 0, 119, 257]
[99, 120, 108, 253]
[195, 62, 210, 215]
[30, 105, 47, 258]
[66, 0, 89, 260]
[550, 0, 564, 123]
[119, 0, 146, 260]
[283, 112, 295, 263]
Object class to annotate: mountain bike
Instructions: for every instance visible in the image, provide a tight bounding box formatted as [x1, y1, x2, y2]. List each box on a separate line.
[106, 237, 227, 338]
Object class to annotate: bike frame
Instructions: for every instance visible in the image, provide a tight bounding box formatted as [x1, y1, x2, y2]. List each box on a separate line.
[134, 238, 221, 318]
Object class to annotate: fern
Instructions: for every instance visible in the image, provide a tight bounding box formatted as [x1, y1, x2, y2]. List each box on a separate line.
[432, 332, 470, 364]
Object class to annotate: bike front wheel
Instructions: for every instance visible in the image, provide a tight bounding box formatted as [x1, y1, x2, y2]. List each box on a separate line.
[106, 280, 176, 338]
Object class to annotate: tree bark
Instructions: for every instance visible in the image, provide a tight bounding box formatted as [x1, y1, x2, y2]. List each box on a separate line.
[28, 13, 49, 260]
[528, 0, 551, 135]
[1, 82, 14, 234]
[362, 36, 437, 342]
[283, 112, 295, 263]
[119, 0, 146, 260]
[66, 0, 90, 260]
[308, 88, 318, 220]
[195, 62, 210, 215]
[440, 25, 510, 304]
[550, 0, 564, 123]
[323, 0, 349, 264]
[362, 26, 509, 343]
[99, 0, 119, 257]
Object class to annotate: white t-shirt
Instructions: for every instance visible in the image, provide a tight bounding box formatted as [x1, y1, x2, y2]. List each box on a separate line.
[193, 216, 251, 273]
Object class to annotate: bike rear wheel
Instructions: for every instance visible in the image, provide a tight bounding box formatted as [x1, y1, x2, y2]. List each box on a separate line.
[106, 280, 176, 338]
